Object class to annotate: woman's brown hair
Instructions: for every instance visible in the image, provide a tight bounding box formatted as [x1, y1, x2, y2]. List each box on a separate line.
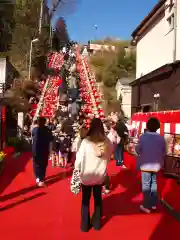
[87, 118, 105, 143]
[80, 126, 88, 139]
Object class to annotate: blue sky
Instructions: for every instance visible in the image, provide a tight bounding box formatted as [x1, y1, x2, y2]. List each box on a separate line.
[47, 0, 158, 43]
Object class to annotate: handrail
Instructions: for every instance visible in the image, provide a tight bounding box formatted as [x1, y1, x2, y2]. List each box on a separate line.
[81, 56, 98, 113]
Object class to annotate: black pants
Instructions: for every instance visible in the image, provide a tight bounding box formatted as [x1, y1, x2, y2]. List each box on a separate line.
[104, 175, 110, 190]
[114, 142, 124, 166]
[33, 155, 48, 181]
[81, 184, 102, 231]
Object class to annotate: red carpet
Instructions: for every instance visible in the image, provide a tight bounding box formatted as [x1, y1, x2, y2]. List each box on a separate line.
[0, 153, 179, 240]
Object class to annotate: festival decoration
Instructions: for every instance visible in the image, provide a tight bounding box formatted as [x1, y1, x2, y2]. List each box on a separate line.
[31, 52, 64, 119]
[75, 47, 105, 126]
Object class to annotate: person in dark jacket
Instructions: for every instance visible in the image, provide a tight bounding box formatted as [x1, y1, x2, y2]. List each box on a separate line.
[114, 119, 129, 167]
[32, 117, 53, 187]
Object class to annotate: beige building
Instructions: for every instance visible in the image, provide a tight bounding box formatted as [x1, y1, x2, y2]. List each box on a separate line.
[88, 43, 116, 55]
[115, 78, 133, 118]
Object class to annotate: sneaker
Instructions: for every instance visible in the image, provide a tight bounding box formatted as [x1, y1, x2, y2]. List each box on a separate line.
[140, 205, 151, 214]
[36, 178, 40, 183]
[152, 206, 157, 210]
[37, 181, 46, 187]
[122, 165, 127, 169]
[102, 189, 110, 195]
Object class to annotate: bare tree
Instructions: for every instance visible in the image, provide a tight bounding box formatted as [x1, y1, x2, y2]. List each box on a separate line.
[50, 0, 79, 19]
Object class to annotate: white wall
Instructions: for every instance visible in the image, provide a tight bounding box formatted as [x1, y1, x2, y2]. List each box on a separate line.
[136, 1, 176, 78]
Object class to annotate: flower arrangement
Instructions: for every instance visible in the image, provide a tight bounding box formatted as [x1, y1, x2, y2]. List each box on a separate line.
[0, 151, 6, 163]
[7, 137, 23, 152]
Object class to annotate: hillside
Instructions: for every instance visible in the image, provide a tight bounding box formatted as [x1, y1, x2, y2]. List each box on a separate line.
[89, 38, 136, 113]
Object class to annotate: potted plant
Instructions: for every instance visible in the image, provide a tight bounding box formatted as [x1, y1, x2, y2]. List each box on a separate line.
[7, 137, 23, 156]
[0, 151, 6, 175]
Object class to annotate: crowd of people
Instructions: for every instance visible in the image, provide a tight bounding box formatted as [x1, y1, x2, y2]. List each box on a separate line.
[29, 96, 166, 233]
[72, 115, 166, 232]
[30, 108, 128, 185]
[23, 46, 166, 233]
[30, 102, 165, 231]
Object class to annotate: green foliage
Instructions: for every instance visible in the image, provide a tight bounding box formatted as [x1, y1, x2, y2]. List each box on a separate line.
[2, 0, 50, 72]
[91, 38, 130, 48]
[0, 3, 14, 52]
[89, 39, 136, 113]
[90, 39, 136, 89]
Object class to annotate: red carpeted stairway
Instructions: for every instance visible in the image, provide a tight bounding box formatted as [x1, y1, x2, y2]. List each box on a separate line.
[0, 153, 179, 240]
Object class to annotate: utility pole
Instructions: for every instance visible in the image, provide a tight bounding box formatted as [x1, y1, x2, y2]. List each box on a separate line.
[49, 25, 53, 48]
[39, 0, 44, 35]
[94, 24, 98, 40]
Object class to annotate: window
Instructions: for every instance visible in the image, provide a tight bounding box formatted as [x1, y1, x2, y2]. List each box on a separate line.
[167, 14, 174, 32]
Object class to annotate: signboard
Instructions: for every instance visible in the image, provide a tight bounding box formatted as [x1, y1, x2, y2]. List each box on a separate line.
[0, 58, 6, 84]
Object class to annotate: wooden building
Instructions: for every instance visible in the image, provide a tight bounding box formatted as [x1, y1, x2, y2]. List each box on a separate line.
[130, 61, 180, 114]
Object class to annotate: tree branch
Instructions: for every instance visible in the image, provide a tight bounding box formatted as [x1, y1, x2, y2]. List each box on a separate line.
[50, 0, 63, 19]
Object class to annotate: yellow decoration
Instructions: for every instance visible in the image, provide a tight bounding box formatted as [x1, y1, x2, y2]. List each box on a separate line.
[0, 152, 6, 163]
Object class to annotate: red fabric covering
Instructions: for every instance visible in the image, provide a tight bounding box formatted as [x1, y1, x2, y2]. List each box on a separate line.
[132, 111, 180, 123]
[0, 156, 179, 239]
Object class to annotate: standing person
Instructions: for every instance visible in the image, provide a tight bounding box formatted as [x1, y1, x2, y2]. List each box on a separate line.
[47, 118, 52, 129]
[102, 125, 118, 194]
[51, 119, 58, 132]
[74, 118, 113, 232]
[24, 111, 32, 131]
[71, 100, 78, 121]
[114, 118, 129, 168]
[58, 132, 71, 168]
[32, 117, 53, 187]
[67, 98, 72, 115]
[51, 132, 60, 167]
[135, 118, 166, 213]
[47, 118, 57, 132]
[30, 119, 38, 133]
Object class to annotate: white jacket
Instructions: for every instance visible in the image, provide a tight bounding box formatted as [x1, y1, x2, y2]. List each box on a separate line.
[74, 138, 113, 186]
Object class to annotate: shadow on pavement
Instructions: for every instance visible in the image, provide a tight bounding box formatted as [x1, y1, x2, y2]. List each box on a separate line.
[0, 192, 46, 212]
[0, 169, 72, 202]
